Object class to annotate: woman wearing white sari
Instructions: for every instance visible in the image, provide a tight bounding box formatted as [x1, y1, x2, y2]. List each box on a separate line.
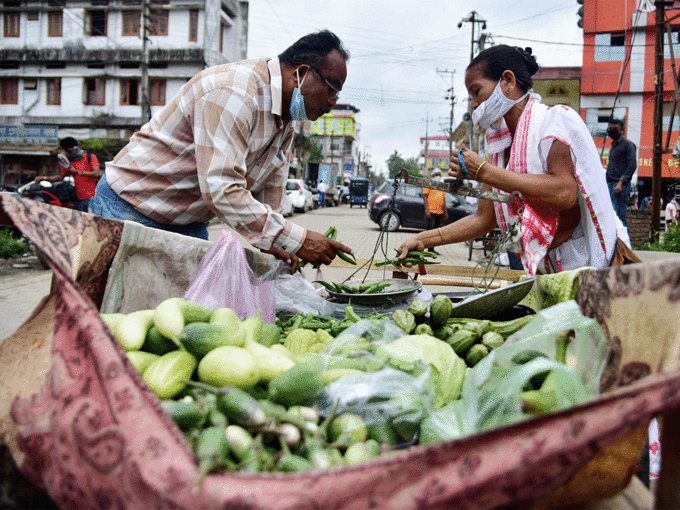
[397, 45, 636, 275]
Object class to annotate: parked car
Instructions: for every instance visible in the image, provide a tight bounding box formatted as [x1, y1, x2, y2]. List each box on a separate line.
[368, 181, 475, 232]
[286, 179, 314, 212]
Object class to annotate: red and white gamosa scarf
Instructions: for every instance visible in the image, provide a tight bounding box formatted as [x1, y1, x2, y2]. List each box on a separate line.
[486, 94, 621, 275]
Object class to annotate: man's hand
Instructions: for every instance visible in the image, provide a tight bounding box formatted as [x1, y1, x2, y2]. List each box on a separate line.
[425, 210, 432, 220]
[615, 181, 623, 194]
[295, 230, 353, 267]
[261, 246, 300, 275]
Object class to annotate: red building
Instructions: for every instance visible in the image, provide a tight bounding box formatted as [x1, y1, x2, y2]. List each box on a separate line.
[580, 0, 680, 200]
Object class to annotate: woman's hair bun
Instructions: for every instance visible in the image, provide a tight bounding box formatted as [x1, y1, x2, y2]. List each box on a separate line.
[514, 46, 539, 76]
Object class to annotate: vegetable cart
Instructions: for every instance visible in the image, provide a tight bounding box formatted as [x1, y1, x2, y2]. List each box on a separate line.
[1, 194, 679, 509]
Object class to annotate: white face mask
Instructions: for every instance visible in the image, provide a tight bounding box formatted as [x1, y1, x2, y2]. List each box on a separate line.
[432, 174, 441, 182]
[472, 80, 529, 129]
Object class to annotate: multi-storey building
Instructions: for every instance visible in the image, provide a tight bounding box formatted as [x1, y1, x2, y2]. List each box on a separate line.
[0, 0, 248, 186]
[307, 103, 360, 185]
[532, 67, 581, 110]
[419, 135, 450, 177]
[579, 0, 680, 201]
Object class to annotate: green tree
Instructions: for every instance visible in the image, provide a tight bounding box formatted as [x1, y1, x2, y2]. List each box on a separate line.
[386, 151, 420, 178]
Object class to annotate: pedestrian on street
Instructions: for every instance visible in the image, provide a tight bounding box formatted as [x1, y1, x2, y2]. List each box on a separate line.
[35, 137, 100, 212]
[317, 180, 328, 207]
[605, 118, 637, 232]
[397, 45, 635, 276]
[422, 168, 447, 255]
[89, 30, 353, 273]
[666, 195, 678, 231]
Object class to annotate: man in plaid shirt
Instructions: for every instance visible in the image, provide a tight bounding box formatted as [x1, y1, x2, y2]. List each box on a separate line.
[90, 30, 352, 273]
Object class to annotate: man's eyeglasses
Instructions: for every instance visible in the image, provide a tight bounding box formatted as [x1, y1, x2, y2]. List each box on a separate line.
[308, 65, 341, 101]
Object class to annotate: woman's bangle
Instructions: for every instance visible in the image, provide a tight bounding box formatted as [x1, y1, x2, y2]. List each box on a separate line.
[473, 161, 488, 180]
[437, 227, 445, 244]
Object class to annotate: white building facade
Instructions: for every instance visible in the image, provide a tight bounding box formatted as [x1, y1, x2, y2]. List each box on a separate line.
[0, 0, 248, 186]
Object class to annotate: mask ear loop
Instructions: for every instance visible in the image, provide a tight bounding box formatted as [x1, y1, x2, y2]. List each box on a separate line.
[296, 67, 309, 88]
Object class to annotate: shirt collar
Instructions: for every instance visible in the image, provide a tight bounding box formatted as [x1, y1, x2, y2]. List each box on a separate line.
[268, 57, 284, 118]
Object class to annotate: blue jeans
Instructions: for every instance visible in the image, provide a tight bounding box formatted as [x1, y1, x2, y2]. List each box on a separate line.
[89, 176, 209, 240]
[319, 191, 326, 207]
[74, 198, 90, 212]
[607, 180, 631, 229]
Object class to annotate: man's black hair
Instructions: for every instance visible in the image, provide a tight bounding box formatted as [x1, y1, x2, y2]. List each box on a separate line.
[467, 45, 539, 92]
[609, 118, 625, 129]
[278, 30, 350, 69]
[60, 137, 79, 149]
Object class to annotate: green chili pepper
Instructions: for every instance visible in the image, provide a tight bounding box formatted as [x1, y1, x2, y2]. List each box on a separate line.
[335, 250, 357, 265]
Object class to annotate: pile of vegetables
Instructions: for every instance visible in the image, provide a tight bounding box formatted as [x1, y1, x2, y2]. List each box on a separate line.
[100, 291, 604, 486]
[392, 295, 534, 368]
[314, 279, 393, 295]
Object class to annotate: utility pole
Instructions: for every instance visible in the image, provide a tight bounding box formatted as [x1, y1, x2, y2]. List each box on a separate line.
[140, 0, 151, 125]
[423, 111, 430, 174]
[458, 11, 487, 153]
[651, 0, 667, 243]
[437, 68, 456, 161]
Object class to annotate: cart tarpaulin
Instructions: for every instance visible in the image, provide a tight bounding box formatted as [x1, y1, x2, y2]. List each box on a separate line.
[2, 194, 680, 509]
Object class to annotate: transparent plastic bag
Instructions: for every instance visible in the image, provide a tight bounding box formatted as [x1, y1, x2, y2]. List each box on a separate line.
[312, 320, 438, 444]
[270, 260, 337, 316]
[421, 300, 609, 443]
[183, 229, 275, 323]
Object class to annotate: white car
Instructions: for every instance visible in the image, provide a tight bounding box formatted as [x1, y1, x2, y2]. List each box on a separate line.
[286, 179, 314, 212]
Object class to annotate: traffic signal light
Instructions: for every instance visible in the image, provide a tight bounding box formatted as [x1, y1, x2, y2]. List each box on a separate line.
[577, 0, 584, 28]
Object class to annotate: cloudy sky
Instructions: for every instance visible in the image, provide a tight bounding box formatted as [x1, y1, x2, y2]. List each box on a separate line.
[244, 0, 585, 176]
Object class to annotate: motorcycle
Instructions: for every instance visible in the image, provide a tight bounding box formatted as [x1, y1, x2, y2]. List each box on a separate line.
[4, 177, 78, 268]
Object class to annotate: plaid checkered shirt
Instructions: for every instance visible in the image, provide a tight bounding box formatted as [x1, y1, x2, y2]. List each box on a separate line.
[106, 57, 305, 255]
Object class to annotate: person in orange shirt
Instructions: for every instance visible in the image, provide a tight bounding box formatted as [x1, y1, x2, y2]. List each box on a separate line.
[422, 168, 448, 254]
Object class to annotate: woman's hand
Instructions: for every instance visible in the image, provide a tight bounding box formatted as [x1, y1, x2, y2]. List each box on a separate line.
[396, 236, 426, 266]
[449, 148, 487, 181]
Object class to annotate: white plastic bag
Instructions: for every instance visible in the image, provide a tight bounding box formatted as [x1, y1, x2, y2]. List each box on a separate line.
[183, 229, 276, 323]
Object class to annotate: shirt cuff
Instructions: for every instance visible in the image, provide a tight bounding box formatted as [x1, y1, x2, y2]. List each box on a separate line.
[271, 220, 306, 255]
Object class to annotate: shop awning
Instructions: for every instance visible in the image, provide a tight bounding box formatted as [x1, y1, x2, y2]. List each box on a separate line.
[0, 149, 54, 156]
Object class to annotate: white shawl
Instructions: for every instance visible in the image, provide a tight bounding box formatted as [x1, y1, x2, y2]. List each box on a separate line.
[486, 95, 621, 275]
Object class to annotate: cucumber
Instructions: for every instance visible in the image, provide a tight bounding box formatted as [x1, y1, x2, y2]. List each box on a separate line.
[185, 380, 267, 428]
[180, 322, 241, 359]
[268, 363, 325, 407]
[160, 399, 207, 430]
[126, 351, 160, 374]
[143, 350, 197, 400]
[481, 331, 504, 350]
[153, 297, 212, 341]
[114, 309, 155, 351]
[446, 329, 477, 355]
[259, 323, 281, 347]
[142, 325, 177, 355]
[511, 350, 548, 365]
[197, 345, 260, 389]
[465, 344, 489, 367]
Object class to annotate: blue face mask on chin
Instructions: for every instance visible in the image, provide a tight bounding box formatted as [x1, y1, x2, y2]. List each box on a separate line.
[289, 68, 309, 121]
